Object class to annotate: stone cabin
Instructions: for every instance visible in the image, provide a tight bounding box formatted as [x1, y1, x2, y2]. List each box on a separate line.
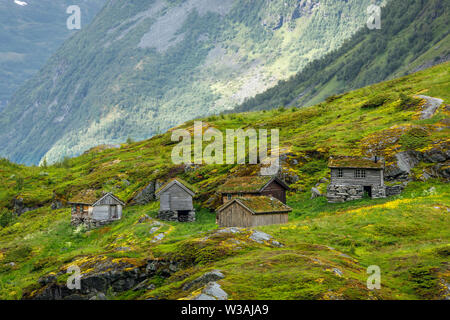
[326, 156, 387, 203]
[216, 196, 292, 228]
[155, 178, 196, 222]
[68, 191, 125, 227]
[217, 176, 290, 205]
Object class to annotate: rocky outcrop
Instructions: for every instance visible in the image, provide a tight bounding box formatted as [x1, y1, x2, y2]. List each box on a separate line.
[385, 147, 450, 181]
[11, 197, 41, 216]
[132, 181, 162, 205]
[26, 257, 181, 300]
[385, 184, 406, 197]
[182, 270, 225, 291]
[417, 95, 444, 120]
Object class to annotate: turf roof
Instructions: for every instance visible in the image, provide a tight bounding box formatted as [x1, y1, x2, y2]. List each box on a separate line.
[217, 176, 273, 193]
[218, 196, 292, 214]
[68, 189, 100, 205]
[328, 156, 384, 169]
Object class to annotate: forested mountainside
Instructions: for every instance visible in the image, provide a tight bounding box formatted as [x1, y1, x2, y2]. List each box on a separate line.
[0, 0, 383, 165]
[234, 0, 449, 113]
[0, 0, 106, 110]
[0, 62, 448, 300]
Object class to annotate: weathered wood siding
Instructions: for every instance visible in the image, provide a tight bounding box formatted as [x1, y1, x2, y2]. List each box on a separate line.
[261, 180, 287, 204]
[217, 202, 288, 228]
[95, 194, 123, 206]
[330, 168, 383, 186]
[160, 183, 193, 211]
[92, 204, 122, 221]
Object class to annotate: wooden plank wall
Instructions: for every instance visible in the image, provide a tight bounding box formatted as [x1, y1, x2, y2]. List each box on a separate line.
[330, 168, 383, 186]
[217, 202, 288, 228]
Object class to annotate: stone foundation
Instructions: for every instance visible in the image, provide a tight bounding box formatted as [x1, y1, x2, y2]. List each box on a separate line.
[158, 210, 195, 222]
[326, 184, 387, 203]
[327, 184, 364, 203]
[71, 216, 115, 229]
[372, 185, 386, 199]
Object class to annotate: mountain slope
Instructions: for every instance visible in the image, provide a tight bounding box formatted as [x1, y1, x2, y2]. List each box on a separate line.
[234, 0, 450, 113]
[0, 0, 383, 165]
[0, 0, 106, 109]
[0, 62, 448, 300]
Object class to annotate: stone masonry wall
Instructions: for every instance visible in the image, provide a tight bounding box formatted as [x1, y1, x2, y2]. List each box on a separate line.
[158, 210, 195, 222]
[327, 184, 364, 203]
[327, 184, 387, 203]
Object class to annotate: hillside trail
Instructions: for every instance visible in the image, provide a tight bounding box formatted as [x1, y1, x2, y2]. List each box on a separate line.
[417, 95, 444, 119]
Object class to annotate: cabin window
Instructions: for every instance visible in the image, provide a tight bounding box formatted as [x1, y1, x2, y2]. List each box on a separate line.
[355, 169, 366, 179]
[238, 193, 243, 197]
[337, 169, 343, 178]
[227, 194, 232, 200]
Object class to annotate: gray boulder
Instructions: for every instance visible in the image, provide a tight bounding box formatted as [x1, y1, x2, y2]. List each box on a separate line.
[310, 187, 322, 199]
[182, 270, 225, 291]
[202, 282, 228, 300]
[250, 230, 272, 243]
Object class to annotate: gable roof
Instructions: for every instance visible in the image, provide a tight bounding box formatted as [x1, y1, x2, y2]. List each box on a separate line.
[328, 156, 385, 169]
[217, 196, 292, 215]
[68, 191, 125, 206]
[217, 176, 289, 194]
[92, 192, 125, 206]
[155, 178, 196, 197]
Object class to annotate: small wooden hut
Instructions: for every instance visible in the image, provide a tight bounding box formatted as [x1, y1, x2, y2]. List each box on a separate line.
[217, 176, 289, 204]
[216, 196, 292, 228]
[155, 178, 196, 222]
[327, 156, 386, 203]
[68, 191, 125, 227]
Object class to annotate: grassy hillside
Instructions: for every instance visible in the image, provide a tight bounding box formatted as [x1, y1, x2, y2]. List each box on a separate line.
[235, 0, 449, 112]
[0, 62, 448, 300]
[0, 0, 382, 165]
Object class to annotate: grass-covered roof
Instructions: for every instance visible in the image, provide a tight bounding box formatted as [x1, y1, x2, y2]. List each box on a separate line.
[68, 189, 100, 205]
[230, 196, 292, 214]
[328, 156, 384, 169]
[217, 176, 273, 193]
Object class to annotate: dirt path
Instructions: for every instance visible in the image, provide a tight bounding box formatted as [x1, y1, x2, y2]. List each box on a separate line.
[417, 95, 444, 119]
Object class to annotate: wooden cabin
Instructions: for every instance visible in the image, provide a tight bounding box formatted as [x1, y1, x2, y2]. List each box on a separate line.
[327, 156, 387, 203]
[216, 196, 292, 228]
[155, 178, 196, 222]
[217, 176, 289, 204]
[68, 191, 125, 227]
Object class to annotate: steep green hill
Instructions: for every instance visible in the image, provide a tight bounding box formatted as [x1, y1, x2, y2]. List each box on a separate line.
[0, 62, 448, 300]
[0, 0, 383, 165]
[0, 0, 106, 109]
[234, 0, 449, 113]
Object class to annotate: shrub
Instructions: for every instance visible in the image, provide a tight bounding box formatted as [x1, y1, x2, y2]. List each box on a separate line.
[409, 265, 439, 298]
[0, 210, 16, 228]
[397, 93, 422, 111]
[399, 127, 430, 150]
[4, 245, 33, 263]
[361, 95, 389, 109]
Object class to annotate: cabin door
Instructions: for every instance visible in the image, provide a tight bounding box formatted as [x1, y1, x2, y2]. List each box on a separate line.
[110, 205, 118, 219]
[363, 186, 372, 198]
